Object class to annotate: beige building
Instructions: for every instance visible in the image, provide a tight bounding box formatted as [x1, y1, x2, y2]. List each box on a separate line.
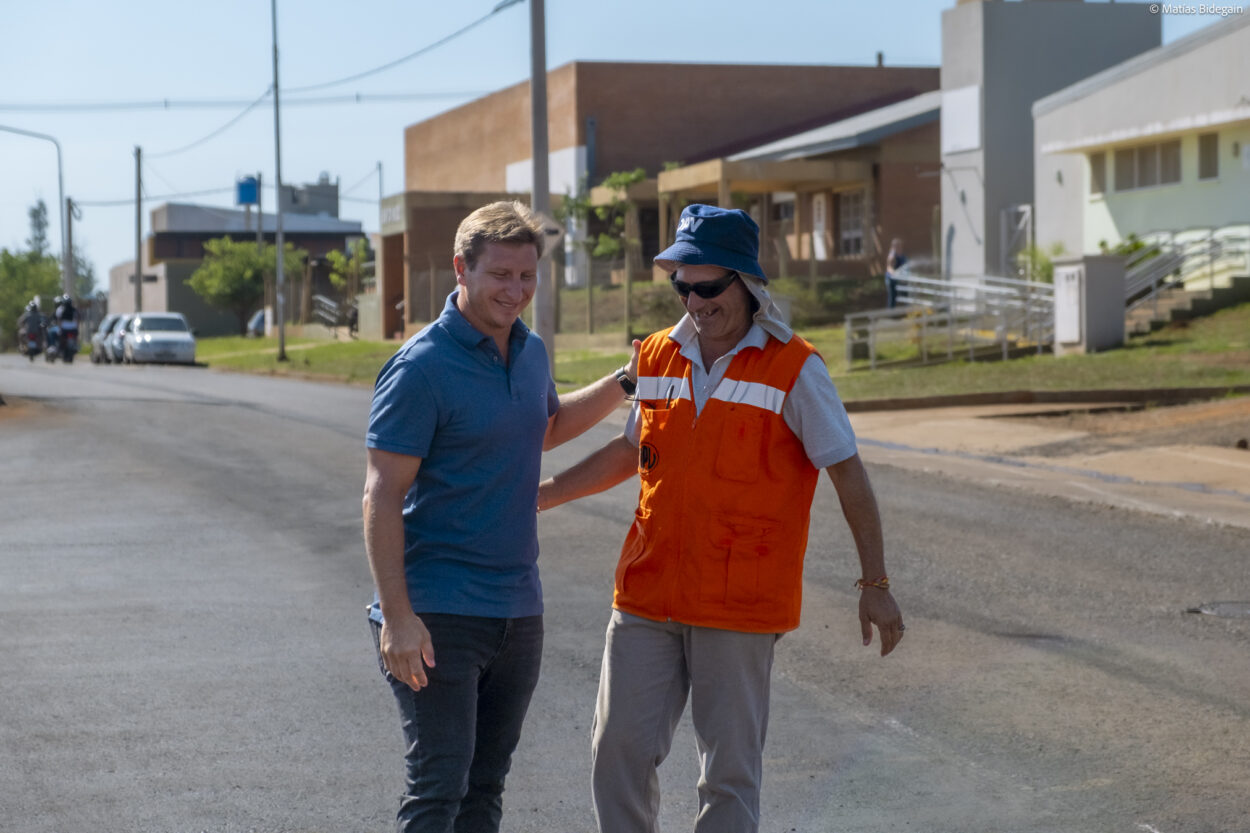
[108, 202, 364, 337]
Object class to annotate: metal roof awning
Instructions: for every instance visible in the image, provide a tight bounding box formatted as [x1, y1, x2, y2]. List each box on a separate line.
[656, 158, 871, 202]
[730, 90, 942, 162]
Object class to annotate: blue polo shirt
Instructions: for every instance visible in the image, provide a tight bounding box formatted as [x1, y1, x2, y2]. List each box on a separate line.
[366, 291, 559, 621]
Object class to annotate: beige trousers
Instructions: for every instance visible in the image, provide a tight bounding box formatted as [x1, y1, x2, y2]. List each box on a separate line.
[590, 609, 778, 833]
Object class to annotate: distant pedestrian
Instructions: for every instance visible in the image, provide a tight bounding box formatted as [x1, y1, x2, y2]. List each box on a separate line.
[885, 237, 908, 308]
[361, 200, 639, 833]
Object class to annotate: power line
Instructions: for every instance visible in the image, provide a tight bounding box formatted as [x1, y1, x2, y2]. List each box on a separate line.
[0, 90, 487, 113]
[284, 0, 522, 95]
[74, 181, 378, 210]
[342, 166, 379, 196]
[142, 158, 183, 194]
[147, 87, 273, 159]
[75, 186, 235, 208]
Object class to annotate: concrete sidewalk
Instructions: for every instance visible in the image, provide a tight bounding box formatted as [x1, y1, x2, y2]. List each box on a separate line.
[850, 397, 1250, 531]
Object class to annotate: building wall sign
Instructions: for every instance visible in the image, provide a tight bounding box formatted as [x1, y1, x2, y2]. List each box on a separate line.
[380, 197, 406, 236]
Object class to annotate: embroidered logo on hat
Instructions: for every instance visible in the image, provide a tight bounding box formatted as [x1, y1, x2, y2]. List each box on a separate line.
[655, 204, 768, 283]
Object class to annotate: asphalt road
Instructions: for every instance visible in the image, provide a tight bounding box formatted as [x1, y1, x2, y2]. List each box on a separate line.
[1, 355, 1248, 833]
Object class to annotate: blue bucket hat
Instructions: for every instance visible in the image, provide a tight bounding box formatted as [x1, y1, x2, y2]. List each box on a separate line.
[654, 204, 767, 283]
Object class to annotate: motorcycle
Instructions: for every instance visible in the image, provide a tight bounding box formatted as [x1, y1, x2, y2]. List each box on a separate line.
[58, 319, 79, 362]
[17, 322, 42, 362]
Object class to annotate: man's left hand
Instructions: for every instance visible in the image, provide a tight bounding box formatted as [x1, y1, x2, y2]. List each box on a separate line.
[860, 589, 904, 656]
[625, 338, 642, 384]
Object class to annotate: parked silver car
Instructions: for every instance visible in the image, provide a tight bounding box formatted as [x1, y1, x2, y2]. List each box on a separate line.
[90, 314, 122, 364]
[122, 312, 196, 365]
[107, 314, 135, 363]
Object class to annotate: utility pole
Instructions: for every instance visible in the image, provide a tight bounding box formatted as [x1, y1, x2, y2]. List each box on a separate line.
[134, 146, 143, 313]
[529, 0, 554, 372]
[271, 0, 287, 361]
[377, 160, 383, 205]
[256, 171, 264, 250]
[65, 197, 75, 301]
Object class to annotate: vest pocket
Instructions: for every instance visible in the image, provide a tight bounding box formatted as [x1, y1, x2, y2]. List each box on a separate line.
[615, 506, 653, 597]
[713, 409, 764, 483]
[704, 514, 777, 608]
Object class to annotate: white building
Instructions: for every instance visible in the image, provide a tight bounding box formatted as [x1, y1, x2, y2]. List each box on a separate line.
[1033, 13, 1250, 262]
[940, 0, 1160, 278]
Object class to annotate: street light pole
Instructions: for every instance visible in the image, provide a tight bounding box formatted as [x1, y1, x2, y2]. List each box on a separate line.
[135, 146, 143, 312]
[0, 124, 70, 298]
[271, 0, 288, 361]
[528, 0, 555, 372]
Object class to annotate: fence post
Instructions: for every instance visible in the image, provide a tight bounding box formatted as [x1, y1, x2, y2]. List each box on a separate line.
[919, 312, 928, 363]
[844, 314, 853, 367]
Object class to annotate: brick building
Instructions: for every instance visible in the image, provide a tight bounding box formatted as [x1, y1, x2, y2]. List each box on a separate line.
[376, 60, 940, 333]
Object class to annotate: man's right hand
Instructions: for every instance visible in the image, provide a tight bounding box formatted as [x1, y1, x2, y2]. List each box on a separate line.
[380, 612, 436, 691]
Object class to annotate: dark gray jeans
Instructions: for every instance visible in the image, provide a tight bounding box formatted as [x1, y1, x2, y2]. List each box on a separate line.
[371, 613, 543, 833]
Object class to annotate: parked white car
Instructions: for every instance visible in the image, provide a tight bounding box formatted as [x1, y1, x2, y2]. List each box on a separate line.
[90, 313, 122, 363]
[123, 312, 197, 365]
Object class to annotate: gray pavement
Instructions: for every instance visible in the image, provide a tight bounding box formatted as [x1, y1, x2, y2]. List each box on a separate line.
[3, 358, 1250, 833]
[847, 398, 1250, 532]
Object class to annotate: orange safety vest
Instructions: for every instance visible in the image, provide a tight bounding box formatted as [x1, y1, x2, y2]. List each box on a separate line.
[614, 327, 820, 633]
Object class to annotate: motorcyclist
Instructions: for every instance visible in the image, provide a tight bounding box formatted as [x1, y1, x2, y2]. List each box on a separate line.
[55, 294, 77, 325]
[52, 294, 80, 361]
[17, 298, 44, 358]
[18, 299, 41, 339]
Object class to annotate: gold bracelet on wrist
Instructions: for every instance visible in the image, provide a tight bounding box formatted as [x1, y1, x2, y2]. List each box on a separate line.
[855, 576, 890, 591]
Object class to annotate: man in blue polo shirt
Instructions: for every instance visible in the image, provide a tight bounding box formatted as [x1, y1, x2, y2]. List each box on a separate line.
[363, 200, 639, 833]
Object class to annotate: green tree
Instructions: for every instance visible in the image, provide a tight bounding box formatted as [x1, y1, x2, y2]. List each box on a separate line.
[1015, 242, 1066, 283]
[326, 237, 371, 298]
[26, 200, 50, 260]
[1, 248, 60, 349]
[592, 168, 647, 259]
[189, 238, 306, 335]
[2, 201, 63, 349]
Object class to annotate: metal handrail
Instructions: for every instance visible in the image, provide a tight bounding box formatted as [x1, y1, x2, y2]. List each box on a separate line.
[1124, 225, 1250, 314]
[847, 271, 1054, 369]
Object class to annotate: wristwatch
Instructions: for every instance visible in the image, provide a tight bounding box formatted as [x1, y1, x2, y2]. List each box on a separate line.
[615, 367, 636, 396]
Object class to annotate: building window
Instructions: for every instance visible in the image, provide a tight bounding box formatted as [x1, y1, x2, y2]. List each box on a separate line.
[1138, 144, 1160, 188]
[1114, 148, 1135, 191]
[1198, 132, 1219, 180]
[1160, 140, 1181, 184]
[1089, 152, 1106, 195]
[771, 199, 795, 223]
[1114, 140, 1182, 192]
[837, 190, 864, 256]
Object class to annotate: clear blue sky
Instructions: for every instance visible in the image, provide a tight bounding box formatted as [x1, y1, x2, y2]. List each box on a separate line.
[0, 0, 1222, 285]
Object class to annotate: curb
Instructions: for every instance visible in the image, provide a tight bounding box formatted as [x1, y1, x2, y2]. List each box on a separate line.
[842, 385, 1250, 413]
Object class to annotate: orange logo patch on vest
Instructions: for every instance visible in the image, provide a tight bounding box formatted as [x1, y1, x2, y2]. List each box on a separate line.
[639, 442, 659, 472]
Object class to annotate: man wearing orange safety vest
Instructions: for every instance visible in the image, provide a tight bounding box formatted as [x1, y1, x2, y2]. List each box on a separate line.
[538, 204, 905, 833]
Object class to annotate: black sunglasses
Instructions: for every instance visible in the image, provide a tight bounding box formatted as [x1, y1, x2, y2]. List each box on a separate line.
[669, 270, 740, 300]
